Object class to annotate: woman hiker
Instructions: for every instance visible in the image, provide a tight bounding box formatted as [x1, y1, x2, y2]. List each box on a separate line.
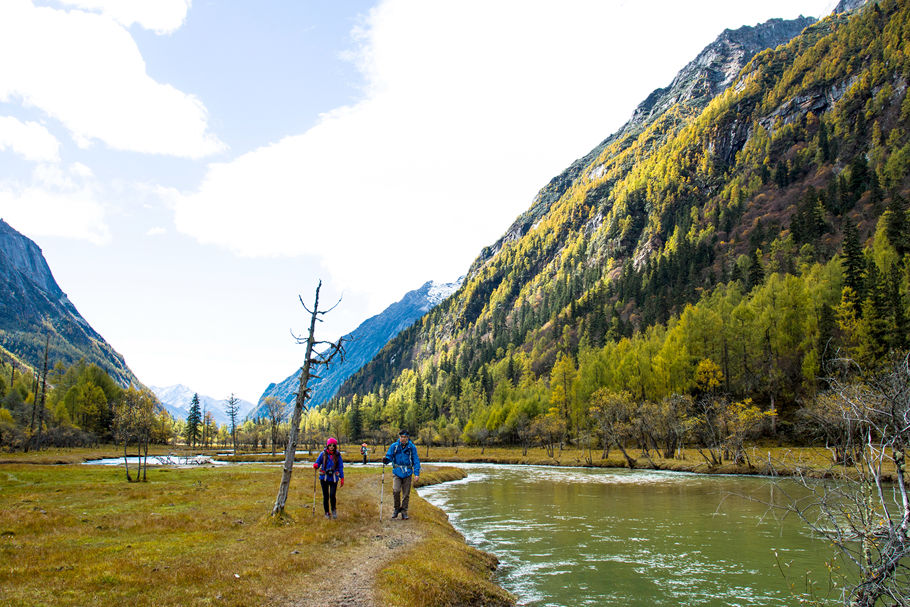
[313, 437, 344, 519]
[381, 429, 420, 520]
[360, 442, 369, 464]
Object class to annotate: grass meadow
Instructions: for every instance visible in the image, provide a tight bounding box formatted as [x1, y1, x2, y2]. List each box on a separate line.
[0, 461, 511, 607]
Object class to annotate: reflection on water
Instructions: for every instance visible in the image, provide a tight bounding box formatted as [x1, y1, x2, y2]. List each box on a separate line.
[419, 464, 836, 607]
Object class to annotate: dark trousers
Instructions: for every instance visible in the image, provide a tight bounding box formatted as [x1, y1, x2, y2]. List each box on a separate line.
[320, 479, 337, 513]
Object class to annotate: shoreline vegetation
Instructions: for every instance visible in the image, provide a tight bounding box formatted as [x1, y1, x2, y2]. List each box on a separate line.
[3, 442, 889, 480]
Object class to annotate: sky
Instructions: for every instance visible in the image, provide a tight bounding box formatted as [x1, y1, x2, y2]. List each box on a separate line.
[0, 0, 838, 404]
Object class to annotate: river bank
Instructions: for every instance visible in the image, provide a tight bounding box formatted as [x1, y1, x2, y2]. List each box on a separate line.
[0, 462, 513, 607]
[5, 442, 891, 481]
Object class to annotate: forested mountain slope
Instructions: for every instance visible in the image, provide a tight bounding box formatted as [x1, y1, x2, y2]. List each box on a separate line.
[0, 220, 138, 387]
[250, 278, 460, 417]
[329, 0, 910, 443]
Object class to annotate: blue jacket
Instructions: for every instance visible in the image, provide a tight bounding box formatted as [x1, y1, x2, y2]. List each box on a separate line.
[315, 450, 344, 482]
[385, 440, 420, 478]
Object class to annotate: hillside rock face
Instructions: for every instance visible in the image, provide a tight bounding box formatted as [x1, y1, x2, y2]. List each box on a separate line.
[630, 17, 817, 128]
[469, 15, 815, 276]
[0, 220, 137, 385]
[835, 0, 870, 13]
[251, 278, 461, 416]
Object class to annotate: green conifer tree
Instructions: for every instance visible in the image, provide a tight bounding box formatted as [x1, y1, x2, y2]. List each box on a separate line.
[841, 221, 865, 299]
[885, 195, 908, 256]
[747, 249, 764, 290]
[185, 393, 201, 449]
[888, 264, 908, 351]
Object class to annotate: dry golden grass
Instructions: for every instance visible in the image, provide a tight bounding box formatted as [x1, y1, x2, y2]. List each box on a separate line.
[0, 461, 511, 607]
[0, 445, 179, 465]
[0, 464, 389, 606]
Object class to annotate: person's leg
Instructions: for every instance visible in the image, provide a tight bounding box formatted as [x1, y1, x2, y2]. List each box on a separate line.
[400, 474, 413, 516]
[392, 475, 403, 515]
[320, 479, 331, 515]
[328, 480, 337, 515]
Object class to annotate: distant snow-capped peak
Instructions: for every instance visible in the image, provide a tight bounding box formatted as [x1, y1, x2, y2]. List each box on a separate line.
[150, 384, 256, 425]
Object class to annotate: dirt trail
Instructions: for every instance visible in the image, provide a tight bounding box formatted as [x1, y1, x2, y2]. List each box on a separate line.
[289, 476, 425, 607]
[294, 520, 423, 607]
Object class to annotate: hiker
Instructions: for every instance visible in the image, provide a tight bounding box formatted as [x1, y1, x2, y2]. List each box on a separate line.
[313, 437, 344, 519]
[381, 429, 420, 520]
[360, 442, 369, 465]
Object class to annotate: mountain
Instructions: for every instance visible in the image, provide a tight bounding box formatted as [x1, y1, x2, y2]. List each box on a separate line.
[150, 384, 256, 426]
[0, 219, 138, 386]
[338, 11, 829, 398]
[470, 15, 816, 276]
[250, 278, 462, 417]
[331, 0, 909, 428]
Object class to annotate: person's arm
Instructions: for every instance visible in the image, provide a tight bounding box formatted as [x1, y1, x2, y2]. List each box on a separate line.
[313, 452, 322, 469]
[383, 443, 395, 464]
[411, 444, 420, 476]
[338, 455, 344, 486]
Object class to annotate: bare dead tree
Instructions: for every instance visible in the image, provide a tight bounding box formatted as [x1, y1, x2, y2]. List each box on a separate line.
[26, 336, 49, 452]
[201, 402, 208, 450]
[774, 354, 909, 606]
[272, 281, 344, 517]
[263, 396, 288, 455]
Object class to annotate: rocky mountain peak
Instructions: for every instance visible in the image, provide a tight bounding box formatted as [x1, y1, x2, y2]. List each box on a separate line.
[833, 0, 871, 14]
[0, 219, 62, 296]
[0, 219, 137, 386]
[467, 14, 816, 277]
[628, 16, 816, 129]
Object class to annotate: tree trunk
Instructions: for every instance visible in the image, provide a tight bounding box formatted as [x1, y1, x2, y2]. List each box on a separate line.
[123, 440, 132, 482]
[615, 442, 637, 469]
[273, 283, 339, 517]
[141, 435, 148, 482]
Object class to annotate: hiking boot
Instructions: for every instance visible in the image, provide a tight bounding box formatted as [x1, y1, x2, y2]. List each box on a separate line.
[390, 508, 400, 519]
[331, 511, 338, 519]
[324, 512, 331, 519]
[401, 511, 409, 520]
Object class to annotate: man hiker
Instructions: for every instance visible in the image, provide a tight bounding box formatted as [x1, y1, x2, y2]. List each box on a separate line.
[313, 437, 344, 519]
[382, 429, 420, 520]
[360, 442, 369, 465]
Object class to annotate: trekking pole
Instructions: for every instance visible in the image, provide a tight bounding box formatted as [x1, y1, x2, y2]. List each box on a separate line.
[312, 467, 317, 517]
[379, 463, 386, 521]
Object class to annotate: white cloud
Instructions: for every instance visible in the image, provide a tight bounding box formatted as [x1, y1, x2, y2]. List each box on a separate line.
[0, 115, 60, 163]
[146, 226, 166, 236]
[173, 0, 834, 310]
[0, 0, 224, 158]
[0, 164, 110, 244]
[56, 0, 192, 35]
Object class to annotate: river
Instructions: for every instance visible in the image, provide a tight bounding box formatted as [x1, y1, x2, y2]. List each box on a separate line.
[418, 464, 838, 607]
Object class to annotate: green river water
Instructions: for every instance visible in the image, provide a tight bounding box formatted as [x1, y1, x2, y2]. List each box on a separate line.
[418, 464, 840, 606]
